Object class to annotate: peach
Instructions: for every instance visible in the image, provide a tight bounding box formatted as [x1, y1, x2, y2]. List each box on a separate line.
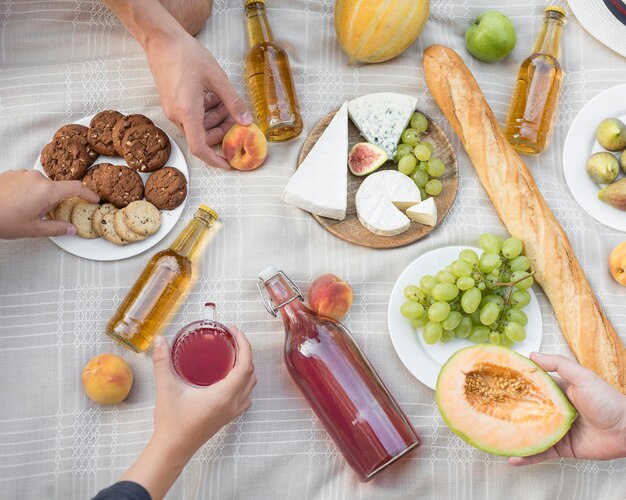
[308, 273, 353, 321]
[81, 354, 133, 404]
[222, 123, 268, 171]
[609, 242, 626, 287]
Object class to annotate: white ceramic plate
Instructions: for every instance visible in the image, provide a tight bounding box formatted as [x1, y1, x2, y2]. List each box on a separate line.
[34, 115, 188, 261]
[563, 83, 626, 232]
[387, 246, 543, 390]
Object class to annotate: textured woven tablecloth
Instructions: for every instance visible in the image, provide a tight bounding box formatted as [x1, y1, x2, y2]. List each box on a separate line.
[1, 1, 625, 498]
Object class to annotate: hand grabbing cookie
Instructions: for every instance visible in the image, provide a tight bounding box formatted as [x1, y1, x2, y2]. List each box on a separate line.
[0, 170, 99, 239]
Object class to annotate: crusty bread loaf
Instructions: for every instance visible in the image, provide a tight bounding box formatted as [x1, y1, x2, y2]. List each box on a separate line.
[423, 45, 626, 393]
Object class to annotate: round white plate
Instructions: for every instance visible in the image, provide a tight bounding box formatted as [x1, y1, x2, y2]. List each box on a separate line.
[387, 246, 543, 390]
[563, 84, 626, 232]
[34, 115, 188, 261]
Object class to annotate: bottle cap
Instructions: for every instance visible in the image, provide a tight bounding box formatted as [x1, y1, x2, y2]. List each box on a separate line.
[245, 0, 264, 6]
[258, 265, 281, 282]
[198, 205, 219, 220]
[545, 6, 565, 16]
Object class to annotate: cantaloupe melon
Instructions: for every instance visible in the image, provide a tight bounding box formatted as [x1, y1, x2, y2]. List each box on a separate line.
[436, 345, 577, 457]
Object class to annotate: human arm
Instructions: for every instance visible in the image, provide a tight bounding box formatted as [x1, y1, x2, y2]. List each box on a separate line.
[117, 329, 256, 500]
[509, 352, 626, 466]
[0, 170, 99, 239]
[102, 0, 253, 169]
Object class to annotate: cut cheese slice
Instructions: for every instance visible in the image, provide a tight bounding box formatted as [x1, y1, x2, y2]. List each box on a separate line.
[348, 93, 418, 158]
[406, 197, 438, 226]
[355, 170, 421, 236]
[282, 102, 348, 220]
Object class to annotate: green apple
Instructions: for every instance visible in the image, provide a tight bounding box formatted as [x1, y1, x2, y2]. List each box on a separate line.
[465, 11, 517, 63]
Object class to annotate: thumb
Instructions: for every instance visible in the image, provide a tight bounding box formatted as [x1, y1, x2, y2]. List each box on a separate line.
[50, 180, 99, 204]
[152, 336, 175, 390]
[213, 80, 252, 126]
[530, 352, 587, 386]
[32, 219, 77, 237]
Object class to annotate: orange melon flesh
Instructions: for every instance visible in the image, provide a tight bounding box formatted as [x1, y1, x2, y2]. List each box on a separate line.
[436, 345, 577, 457]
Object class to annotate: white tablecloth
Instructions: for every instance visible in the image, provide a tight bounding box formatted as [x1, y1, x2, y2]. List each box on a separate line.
[0, 1, 625, 498]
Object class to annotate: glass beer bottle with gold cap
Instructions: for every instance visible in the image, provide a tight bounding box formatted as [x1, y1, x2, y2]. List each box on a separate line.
[244, 0, 303, 142]
[106, 206, 221, 353]
[505, 6, 566, 155]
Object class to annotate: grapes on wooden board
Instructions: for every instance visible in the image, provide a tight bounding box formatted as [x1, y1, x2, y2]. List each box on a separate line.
[394, 143, 414, 163]
[398, 154, 417, 175]
[410, 112, 429, 133]
[427, 157, 445, 177]
[401, 128, 420, 147]
[414, 144, 432, 162]
[425, 179, 443, 196]
[411, 169, 429, 188]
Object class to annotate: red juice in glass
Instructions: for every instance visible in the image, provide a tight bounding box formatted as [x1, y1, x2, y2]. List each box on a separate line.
[258, 268, 419, 481]
[171, 303, 237, 386]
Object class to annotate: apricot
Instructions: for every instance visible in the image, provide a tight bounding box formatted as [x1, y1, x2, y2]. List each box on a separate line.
[222, 123, 268, 171]
[81, 354, 133, 404]
[609, 242, 626, 287]
[308, 274, 353, 321]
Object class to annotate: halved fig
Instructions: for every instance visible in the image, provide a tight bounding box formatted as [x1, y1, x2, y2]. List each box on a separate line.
[348, 142, 387, 176]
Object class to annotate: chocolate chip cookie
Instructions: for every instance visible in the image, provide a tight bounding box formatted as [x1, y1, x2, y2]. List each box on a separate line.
[111, 114, 153, 156]
[53, 124, 99, 165]
[88, 110, 124, 156]
[83, 163, 144, 208]
[40, 137, 91, 181]
[144, 166, 187, 210]
[122, 124, 171, 172]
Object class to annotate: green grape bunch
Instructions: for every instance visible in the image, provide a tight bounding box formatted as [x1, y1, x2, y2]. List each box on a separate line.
[399, 234, 535, 347]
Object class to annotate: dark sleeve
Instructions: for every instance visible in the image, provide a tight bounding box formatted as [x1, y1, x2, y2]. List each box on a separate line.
[92, 481, 151, 500]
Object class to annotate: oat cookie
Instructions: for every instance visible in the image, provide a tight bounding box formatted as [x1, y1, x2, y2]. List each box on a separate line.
[100, 212, 127, 246]
[122, 200, 161, 236]
[92, 203, 117, 237]
[122, 124, 171, 172]
[70, 201, 99, 239]
[113, 209, 147, 243]
[40, 137, 90, 181]
[144, 166, 187, 210]
[112, 114, 153, 156]
[54, 197, 82, 223]
[88, 110, 124, 156]
[82, 163, 144, 208]
[53, 124, 99, 165]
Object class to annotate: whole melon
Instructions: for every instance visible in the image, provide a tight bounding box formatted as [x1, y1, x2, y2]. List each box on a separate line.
[436, 345, 576, 457]
[334, 0, 430, 64]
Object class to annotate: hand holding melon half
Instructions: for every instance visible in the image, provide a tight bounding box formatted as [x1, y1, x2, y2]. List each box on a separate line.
[222, 123, 268, 170]
[334, 0, 429, 64]
[609, 242, 626, 286]
[82, 354, 133, 404]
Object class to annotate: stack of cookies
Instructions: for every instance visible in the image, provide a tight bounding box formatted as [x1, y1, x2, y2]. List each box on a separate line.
[40, 110, 188, 245]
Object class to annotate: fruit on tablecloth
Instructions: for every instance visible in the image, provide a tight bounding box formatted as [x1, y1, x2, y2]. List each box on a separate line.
[465, 11, 516, 63]
[586, 152, 619, 184]
[222, 123, 268, 171]
[334, 0, 429, 64]
[81, 354, 133, 404]
[620, 150, 626, 174]
[348, 142, 387, 176]
[436, 345, 576, 457]
[598, 178, 626, 210]
[609, 242, 626, 287]
[308, 274, 353, 321]
[595, 118, 626, 152]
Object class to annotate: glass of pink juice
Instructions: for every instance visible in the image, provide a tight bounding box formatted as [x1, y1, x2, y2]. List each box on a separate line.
[170, 302, 237, 386]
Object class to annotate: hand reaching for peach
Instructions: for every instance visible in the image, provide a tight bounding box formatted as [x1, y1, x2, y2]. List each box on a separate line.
[222, 123, 268, 171]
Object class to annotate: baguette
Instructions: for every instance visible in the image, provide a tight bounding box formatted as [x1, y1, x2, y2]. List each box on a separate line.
[423, 45, 626, 393]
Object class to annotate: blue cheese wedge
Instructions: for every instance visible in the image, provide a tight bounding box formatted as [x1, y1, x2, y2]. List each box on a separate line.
[282, 102, 348, 220]
[406, 197, 437, 226]
[348, 93, 418, 158]
[355, 170, 421, 236]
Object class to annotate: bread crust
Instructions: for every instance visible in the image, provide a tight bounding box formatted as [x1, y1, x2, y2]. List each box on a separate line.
[423, 45, 626, 393]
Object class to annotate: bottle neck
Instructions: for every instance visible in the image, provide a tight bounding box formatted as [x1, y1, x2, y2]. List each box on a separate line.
[169, 214, 216, 261]
[534, 13, 564, 59]
[264, 274, 306, 325]
[245, 2, 274, 47]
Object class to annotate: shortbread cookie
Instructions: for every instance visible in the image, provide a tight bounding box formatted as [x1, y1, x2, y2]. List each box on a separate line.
[92, 203, 116, 237]
[112, 114, 153, 156]
[70, 201, 99, 239]
[144, 166, 187, 210]
[122, 200, 161, 236]
[53, 124, 99, 165]
[54, 197, 82, 223]
[40, 137, 90, 181]
[88, 110, 124, 156]
[122, 124, 171, 172]
[100, 212, 127, 246]
[113, 209, 147, 243]
[82, 163, 144, 208]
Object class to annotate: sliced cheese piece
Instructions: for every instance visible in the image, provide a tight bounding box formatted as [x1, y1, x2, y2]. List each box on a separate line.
[348, 93, 418, 158]
[282, 102, 348, 220]
[406, 197, 438, 226]
[355, 170, 421, 236]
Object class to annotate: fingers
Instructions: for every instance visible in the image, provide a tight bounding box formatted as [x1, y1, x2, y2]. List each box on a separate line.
[231, 327, 253, 373]
[31, 219, 77, 237]
[508, 447, 560, 466]
[152, 336, 175, 392]
[48, 180, 99, 204]
[180, 110, 231, 170]
[211, 74, 252, 126]
[205, 116, 237, 146]
[204, 102, 230, 130]
[530, 352, 588, 386]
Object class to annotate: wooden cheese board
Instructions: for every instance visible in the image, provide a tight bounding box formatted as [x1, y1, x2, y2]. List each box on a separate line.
[297, 108, 458, 249]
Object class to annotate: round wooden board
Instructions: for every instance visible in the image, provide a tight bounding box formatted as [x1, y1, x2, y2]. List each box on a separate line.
[297, 108, 458, 249]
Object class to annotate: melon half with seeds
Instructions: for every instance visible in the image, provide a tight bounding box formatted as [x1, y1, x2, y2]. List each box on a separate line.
[436, 345, 577, 457]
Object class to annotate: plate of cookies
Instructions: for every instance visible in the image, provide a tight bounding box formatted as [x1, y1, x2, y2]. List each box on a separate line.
[34, 110, 189, 261]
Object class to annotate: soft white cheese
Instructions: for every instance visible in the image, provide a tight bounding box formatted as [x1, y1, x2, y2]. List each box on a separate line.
[355, 170, 421, 236]
[348, 93, 418, 158]
[406, 197, 438, 227]
[282, 102, 348, 220]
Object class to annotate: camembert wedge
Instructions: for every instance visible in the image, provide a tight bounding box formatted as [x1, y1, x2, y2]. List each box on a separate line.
[406, 197, 437, 226]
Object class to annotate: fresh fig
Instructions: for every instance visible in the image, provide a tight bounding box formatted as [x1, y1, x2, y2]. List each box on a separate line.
[586, 152, 619, 184]
[595, 118, 626, 152]
[348, 142, 387, 176]
[620, 150, 626, 174]
[598, 178, 626, 210]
